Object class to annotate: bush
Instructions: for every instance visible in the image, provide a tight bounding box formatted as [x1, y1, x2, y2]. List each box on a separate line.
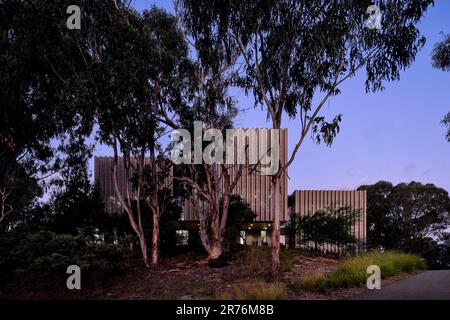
[291, 251, 425, 293]
[286, 206, 359, 253]
[219, 282, 286, 300]
[0, 230, 127, 288]
[208, 254, 230, 268]
[233, 246, 299, 273]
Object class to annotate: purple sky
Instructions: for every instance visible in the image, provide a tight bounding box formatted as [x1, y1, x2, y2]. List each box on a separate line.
[92, 1, 450, 194]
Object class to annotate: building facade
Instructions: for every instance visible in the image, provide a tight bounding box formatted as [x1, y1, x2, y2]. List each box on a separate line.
[94, 129, 367, 252]
[94, 128, 288, 246]
[288, 190, 367, 253]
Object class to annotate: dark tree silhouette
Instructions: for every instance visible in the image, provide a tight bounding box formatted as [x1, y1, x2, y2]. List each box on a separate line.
[431, 33, 450, 141]
[358, 181, 450, 252]
[178, 0, 434, 277]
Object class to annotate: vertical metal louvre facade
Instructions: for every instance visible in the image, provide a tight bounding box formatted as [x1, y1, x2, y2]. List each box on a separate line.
[182, 128, 288, 222]
[289, 190, 367, 254]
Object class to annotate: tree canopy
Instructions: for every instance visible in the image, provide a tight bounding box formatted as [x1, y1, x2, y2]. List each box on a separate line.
[0, 0, 113, 227]
[432, 33, 450, 71]
[178, 0, 435, 275]
[431, 33, 450, 141]
[358, 181, 450, 252]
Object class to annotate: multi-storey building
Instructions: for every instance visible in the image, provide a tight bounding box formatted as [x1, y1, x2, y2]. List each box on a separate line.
[94, 128, 366, 252]
[94, 128, 288, 246]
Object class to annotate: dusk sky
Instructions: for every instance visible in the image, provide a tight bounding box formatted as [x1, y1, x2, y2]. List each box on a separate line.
[93, 1, 450, 193]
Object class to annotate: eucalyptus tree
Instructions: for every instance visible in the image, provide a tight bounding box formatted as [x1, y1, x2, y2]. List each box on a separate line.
[431, 33, 450, 141]
[179, 0, 434, 276]
[0, 0, 115, 228]
[1, 0, 192, 266]
[358, 181, 450, 252]
[94, 6, 191, 266]
[150, 3, 259, 261]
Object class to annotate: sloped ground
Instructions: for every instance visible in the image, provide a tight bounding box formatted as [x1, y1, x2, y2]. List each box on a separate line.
[89, 251, 342, 299]
[0, 249, 419, 299]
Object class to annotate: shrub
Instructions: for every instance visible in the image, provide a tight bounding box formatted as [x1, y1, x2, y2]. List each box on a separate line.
[208, 254, 230, 268]
[219, 282, 286, 300]
[233, 246, 299, 273]
[0, 230, 127, 288]
[234, 246, 271, 273]
[286, 206, 359, 253]
[291, 251, 425, 292]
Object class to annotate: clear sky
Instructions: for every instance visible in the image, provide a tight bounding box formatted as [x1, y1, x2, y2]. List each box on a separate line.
[92, 1, 450, 193]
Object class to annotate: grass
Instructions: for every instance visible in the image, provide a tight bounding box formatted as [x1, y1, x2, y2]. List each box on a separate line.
[234, 246, 300, 272]
[218, 281, 286, 300]
[290, 251, 425, 293]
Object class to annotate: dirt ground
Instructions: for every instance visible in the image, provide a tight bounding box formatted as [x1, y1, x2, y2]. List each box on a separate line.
[0, 250, 418, 300]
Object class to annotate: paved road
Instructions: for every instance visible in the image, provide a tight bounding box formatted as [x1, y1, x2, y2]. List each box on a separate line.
[351, 270, 450, 300]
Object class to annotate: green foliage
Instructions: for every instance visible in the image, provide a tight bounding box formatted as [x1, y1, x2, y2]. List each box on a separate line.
[285, 211, 300, 249]
[13, 158, 124, 247]
[224, 195, 257, 251]
[431, 33, 450, 141]
[422, 234, 450, 270]
[0, 161, 41, 232]
[358, 181, 450, 255]
[179, 0, 433, 138]
[442, 112, 450, 142]
[49, 166, 109, 236]
[286, 206, 358, 253]
[208, 254, 229, 268]
[291, 251, 425, 293]
[432, 33, 450, 71]
[219, 281, 286, 300]
[0, 230, 126, 287]
[0, 0, 109, 201]
[234, 246, 299, 273]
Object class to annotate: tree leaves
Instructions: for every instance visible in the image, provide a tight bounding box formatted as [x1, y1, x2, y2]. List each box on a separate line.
[358, 181, 450, 252]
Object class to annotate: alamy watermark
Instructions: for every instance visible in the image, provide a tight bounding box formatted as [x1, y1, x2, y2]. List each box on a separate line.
[366, 5, 382, 30]
[367, 265, 381, 289]
[66, 5, 81, 30]
[64, 4, 380, 31]
[170, 121, 280, 175]
[66, 265, 81, 290]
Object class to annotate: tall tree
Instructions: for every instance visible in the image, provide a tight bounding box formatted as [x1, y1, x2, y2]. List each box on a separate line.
[179, 0, 434, 277]
[149, 3, 252, 262]
[1, 1, 191, 267]
[358, 181, 450, 252]
[0, 0, 115, 226]
[94, 6, 191, 267]
[47, 144, 106, 237]
[168, 84, 246, 261]
[431, 33, 450, 141]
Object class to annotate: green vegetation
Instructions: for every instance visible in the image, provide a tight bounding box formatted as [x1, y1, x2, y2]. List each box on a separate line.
[0, 0, 444, 298]
[0, 230, 127, 288]
[218, 282, 286, 300]
[431, 33, 450, 142]
[285, 206, 359, 254]
[291, 251, 425, 293]
[234, 246, 299, 273]
[224, 195, 257, 252]
[358, 181, 450, 269]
